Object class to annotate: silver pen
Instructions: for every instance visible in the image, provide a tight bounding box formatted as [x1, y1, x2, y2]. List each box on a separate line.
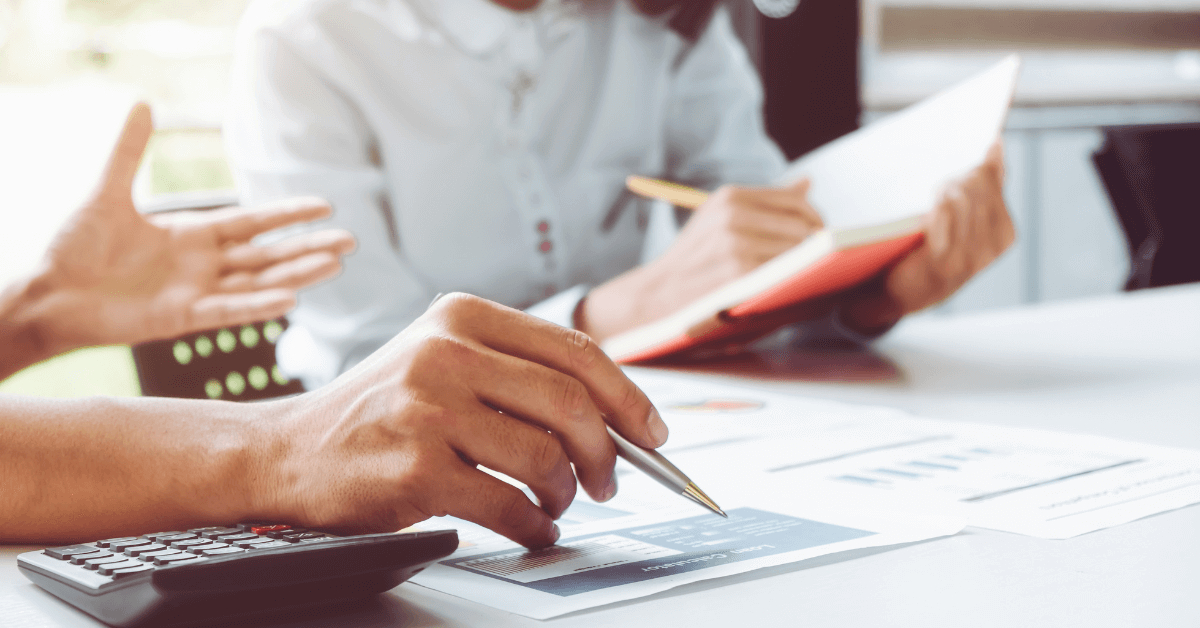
[606, 425, 727, 517]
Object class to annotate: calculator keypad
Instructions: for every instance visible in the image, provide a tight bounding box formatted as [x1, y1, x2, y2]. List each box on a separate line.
[38, 524, 334, 585]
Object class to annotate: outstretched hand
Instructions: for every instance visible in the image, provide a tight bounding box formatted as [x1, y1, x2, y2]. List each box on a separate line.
[31, 103, 355, 356]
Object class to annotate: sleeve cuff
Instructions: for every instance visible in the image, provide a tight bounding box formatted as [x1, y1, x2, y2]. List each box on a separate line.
[523, 284, 590, 330]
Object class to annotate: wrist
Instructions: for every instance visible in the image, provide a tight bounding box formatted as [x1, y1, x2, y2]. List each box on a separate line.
[238, 395, 300, 524]
[0, 270, 63, 378]
[581, 262, 663, 342]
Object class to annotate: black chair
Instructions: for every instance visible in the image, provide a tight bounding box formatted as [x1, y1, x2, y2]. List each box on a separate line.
[1092, 123, 1200, 290]
[131, 193, 304, 402]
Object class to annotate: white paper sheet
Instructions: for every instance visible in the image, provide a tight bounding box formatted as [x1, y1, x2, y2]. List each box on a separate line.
[628, 370, 1200, 539]
[412, 504, 961, 619]
[779, 54, 1021, 229]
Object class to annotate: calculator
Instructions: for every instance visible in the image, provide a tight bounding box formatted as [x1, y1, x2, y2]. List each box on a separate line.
[17, 524, 458, 627]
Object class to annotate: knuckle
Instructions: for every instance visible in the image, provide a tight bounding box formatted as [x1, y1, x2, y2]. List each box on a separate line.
[555, 377, 592, 420]
[433, 292, 482, 318]
[562, 328, 598, 370]
[416, 333, 476, 367]
[530, 432, 567, 477]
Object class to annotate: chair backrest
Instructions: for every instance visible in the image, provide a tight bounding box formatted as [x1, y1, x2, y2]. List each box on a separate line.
[1092, 123, 1200, 290]
[131, 318, 304, 401]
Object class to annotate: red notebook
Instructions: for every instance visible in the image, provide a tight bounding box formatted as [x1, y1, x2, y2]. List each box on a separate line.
[602, 217, 924, 363]
[601, 55, 1022, 363]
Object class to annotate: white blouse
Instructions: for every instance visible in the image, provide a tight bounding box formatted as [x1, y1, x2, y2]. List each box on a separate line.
[225, 0, 787, 388]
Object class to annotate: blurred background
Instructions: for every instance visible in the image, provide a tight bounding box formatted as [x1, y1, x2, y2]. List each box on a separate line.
[2, 0, 1199, 395]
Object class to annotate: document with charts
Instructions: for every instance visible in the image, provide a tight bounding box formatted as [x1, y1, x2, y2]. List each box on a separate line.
[626, 369, 1200, 540]
[412, 504, 960, 619]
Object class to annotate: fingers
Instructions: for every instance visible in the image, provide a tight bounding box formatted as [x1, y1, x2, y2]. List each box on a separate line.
[216, 251, 343, 293]
[443, 402, 578, 519]
[469, 350, 619, 503]
[443, 466, 559, 548]
[430, 294, 667, 450]
[188, 289, 296, 331]
[222, 228, 356, 271]
[94, 102, 153, 205]
[211, 197, 334, 243]
[712, 180, 823, 237]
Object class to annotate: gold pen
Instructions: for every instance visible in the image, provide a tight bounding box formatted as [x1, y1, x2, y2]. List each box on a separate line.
[625, 175, 709, 210]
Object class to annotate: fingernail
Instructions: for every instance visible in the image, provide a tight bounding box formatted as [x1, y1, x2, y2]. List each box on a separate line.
[647, 407, 668, 446]
[551, 524, 561, 544]
[601, 474, 618, 502]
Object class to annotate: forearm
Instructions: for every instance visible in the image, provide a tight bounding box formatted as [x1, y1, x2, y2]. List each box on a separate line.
[0, 273, 59, 381]
[579, 263, 670, 343]
[0, 395, 285, 544]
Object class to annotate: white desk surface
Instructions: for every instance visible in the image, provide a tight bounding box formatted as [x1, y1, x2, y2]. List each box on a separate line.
[4, 284, 1198, 627]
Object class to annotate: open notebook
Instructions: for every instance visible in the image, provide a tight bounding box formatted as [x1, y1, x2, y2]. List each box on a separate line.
[602, 55, 1022, 363]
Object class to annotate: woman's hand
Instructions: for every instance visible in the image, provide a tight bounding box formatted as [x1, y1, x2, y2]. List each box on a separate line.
[258, 293, 668, 548]
[13, 103, 355, 364]
[840, 142, 1014, 335]
[582, 179, 822, 342]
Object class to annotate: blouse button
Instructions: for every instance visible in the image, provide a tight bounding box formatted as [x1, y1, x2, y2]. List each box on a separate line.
[536, 220, 550, 234]
[539, 240, 553, 254]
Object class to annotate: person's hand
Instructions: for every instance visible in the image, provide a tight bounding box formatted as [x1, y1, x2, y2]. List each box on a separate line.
[582, 179, 822, 342]
[255, 293, 668, 548]
[841, 141, 1014, 334]
[29, 103, 355, 356]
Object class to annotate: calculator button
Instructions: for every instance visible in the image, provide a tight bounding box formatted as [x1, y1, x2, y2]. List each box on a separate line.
[84, 555, 129, 570]
[124, 543, 167, 557]
[199, 547, 246, 557]
[95, 537, 138, 548]
[98, 560, 145, 576]
[153, 554, 205, 566]
[184, 543, 229, 554]
[215, 533, 259, 543]
[285, 533, 326, 541]
[70, 551, 114, 565]
[196, 527, 242, 540]
[148, 532, 195, 543]
[142, 531, 184, 541]
[107, 539, 153, 552]
[250, 525, 291, 534]
[44, 545, 102, 560]
[233, 538, 276, 549]
[246, 540, 291, 550]
[109, 564, 155, 579]
[137, 549, 181, 561]
[168, 539, 212, 549]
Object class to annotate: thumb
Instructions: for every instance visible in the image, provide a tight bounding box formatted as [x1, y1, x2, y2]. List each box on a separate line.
[93, 102, 154, 206]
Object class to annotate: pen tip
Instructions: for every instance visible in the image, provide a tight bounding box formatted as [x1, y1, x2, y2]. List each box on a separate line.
[685, 482, 727, 519]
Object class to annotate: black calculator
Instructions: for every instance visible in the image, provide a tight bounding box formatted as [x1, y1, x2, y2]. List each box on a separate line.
[17, 524, 458, 627]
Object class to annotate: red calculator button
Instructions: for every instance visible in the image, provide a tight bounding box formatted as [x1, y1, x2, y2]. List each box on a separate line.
[250, 525, 291, 534]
